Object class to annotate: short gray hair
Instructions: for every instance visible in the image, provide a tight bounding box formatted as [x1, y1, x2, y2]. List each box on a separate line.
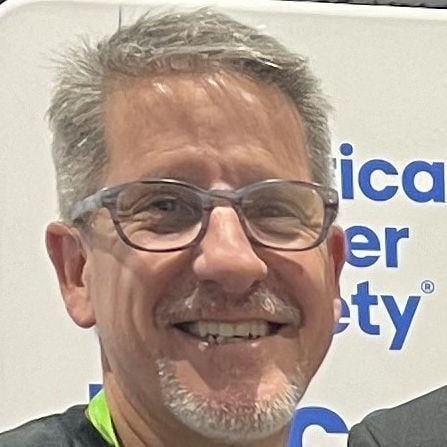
[48, 8, 332, 222]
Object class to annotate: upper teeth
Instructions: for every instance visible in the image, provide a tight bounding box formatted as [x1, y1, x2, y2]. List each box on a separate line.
[185, 321, 269, 339]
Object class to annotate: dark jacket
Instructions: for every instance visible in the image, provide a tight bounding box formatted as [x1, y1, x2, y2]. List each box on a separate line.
[0, 406, 109, 446]
[348, 385, 447, 446]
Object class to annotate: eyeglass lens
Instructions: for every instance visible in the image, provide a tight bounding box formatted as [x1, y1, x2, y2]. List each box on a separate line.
[114, 182, 326, 251]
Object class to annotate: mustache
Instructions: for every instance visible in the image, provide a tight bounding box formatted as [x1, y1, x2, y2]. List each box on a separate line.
[156, 283, 302, 326]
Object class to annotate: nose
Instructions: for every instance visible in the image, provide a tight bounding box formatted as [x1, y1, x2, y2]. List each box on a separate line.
[192, 207, 268, 293]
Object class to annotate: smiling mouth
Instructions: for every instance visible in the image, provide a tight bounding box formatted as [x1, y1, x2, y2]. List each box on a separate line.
[173, 320, 285, 345]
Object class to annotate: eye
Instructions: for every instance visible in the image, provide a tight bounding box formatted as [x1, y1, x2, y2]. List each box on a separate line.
[118, 192, 189, 217]
[254, 203, 299, 218]
[118, 193, 201, 235]
[113, 183, 206, 248]
[243, 197, 313, 240]
[246, 199, 306, 220]
[132, 195, 198, 221]
[146, 196, 182, 214]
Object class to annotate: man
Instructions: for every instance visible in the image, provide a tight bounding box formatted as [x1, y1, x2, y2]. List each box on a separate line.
[0, 8, 345, 447]
[348, 385, 447, 446]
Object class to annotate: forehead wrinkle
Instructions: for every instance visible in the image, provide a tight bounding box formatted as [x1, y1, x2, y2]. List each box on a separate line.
[105, 76, 199, 144]
[196, 71, 310, 176]
[104, 71, 311, 185]
[124, 79, 199, 143]
[111, 71, 305, 150]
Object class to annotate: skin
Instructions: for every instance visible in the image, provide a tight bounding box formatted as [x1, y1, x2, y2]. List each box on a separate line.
[46, 70, 345, 447]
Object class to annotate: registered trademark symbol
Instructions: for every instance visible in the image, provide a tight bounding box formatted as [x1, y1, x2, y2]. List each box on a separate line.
[421, 280, 435, 294]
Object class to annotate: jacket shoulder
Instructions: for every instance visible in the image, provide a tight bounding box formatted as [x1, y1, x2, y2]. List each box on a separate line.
[0, 406, 108, 447]
[349, 385, 447, 447]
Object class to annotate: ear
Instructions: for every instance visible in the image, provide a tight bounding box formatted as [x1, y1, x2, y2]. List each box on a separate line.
[46, 222, 96, 328]
[326, 225, 346, 324]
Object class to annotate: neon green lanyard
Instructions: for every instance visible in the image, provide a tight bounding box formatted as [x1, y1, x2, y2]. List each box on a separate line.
[86, 390, 121, 447]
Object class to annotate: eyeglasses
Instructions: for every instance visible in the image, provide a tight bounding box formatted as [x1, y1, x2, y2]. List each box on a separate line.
[71, 179, 338, 252]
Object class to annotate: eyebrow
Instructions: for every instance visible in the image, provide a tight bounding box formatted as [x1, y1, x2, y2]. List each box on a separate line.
[137, 170, 205, 186]
[133, 156, 293, 187]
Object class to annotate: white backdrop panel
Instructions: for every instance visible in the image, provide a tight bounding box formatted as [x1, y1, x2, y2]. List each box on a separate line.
[1, 1, 446, 446]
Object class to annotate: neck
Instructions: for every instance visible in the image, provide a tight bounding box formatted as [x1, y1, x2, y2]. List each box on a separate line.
[103, 375, 289, 447]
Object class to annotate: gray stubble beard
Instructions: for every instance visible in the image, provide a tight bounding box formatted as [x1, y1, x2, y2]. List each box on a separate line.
[155, 358, 306, 445]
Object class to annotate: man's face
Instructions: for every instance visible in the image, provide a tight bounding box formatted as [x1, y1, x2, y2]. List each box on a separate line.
[57, 71, 344, 443]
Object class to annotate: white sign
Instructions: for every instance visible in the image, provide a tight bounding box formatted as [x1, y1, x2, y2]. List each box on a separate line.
[1, 1, 446, 446]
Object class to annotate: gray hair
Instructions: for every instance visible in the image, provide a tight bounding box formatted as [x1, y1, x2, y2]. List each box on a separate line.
[48, 8, 332, 222]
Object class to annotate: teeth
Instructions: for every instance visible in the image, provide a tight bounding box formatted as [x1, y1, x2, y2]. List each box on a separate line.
[183, 321, 270, 341]
[219, 323, 233, 337]
[208, 322, 219, 335]
[234, 324, 248, 337]
[198, 323, 208, 338]
[215, 335, 225, 344]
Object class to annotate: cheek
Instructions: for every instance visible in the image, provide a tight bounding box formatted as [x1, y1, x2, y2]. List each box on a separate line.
[299, 253, 337, 373]
[298, 251, 336, 336]
[86, 249, 193, 344]
[268, 248, 335, 312]
[266, 250, 336, 372]
[85, 253, 163, 388]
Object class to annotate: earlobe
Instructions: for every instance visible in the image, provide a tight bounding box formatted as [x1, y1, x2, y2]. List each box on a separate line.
[327, 225, 346, 324]
[46, 222, 96, 328]
[328, 225, 346, 282]
[333, 296, 342, 325]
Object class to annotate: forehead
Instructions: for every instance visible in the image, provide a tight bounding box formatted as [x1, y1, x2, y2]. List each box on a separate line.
[103, 70, 311, 186]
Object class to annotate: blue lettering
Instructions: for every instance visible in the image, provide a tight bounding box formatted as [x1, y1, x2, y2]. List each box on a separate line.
[89, 383, 103, 399]
[334, 297, 350, 334]
[359, 159, 398, 201]
[346, 226, 380, 268]
[337, 142, 446, 202]
[287, 407, 348, 447]
[339, 142, 354, 199]
[382, 295, 421, 350]
[352, 281, 380, 335]
[339, 282, 422, 350]
[402, 161, 445, 202]
[346, 226, 409, 269]
[384, 227, 409, 268]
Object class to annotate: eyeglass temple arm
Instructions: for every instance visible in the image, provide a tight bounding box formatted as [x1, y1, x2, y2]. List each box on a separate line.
[70, 193, 104, 222]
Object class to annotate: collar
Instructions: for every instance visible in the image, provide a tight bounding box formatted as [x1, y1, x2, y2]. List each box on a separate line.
[86, 389, 121, 447]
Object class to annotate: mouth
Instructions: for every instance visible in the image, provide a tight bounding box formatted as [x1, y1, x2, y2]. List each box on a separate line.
[173, 320, 286, 345]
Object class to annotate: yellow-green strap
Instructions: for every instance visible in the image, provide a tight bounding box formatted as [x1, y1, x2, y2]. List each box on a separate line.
[86, 390, 121, 447]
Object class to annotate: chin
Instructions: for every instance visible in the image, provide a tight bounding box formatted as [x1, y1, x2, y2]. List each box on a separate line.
[156, 358, 306, 444]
